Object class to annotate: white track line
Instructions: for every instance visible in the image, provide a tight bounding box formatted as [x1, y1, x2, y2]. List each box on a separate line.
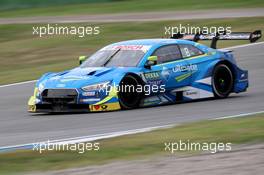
[0, 80, 37, 88]
[0, 41, 263, 88]
[0, 124, 174, 152]
[225, 41, 264, 49]
[1, 110, 263, 152]
[213, 111, 264, 120]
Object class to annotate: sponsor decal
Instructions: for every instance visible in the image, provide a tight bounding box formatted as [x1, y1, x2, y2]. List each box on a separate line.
[239, 79, 248, 82]
[144, 71, 161, 80]
[101, 105, 108, 110]
[56, 84, 66, 88]
[90, 102, 120, 112]
[80, 98, 101, 102]
[82, 91, 96, 96]
[143, 96, 161, 106]
[148, 80, 163, 86]
[113, 45, 144, 50]
[102, 45, 151, 52]
[172, 64, 198, 73]
[92, 104, 108, 111]
[185, 91, 198, 96]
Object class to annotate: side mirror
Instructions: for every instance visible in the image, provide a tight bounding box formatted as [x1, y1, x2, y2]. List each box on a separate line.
[144, 56, 158, 69]
[79, 56, 86, 65]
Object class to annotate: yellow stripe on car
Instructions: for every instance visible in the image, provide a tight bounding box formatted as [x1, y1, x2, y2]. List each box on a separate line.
[90, 86, 121, 111]
[28, 87, 38, 112]
[95, 86, 118, 105]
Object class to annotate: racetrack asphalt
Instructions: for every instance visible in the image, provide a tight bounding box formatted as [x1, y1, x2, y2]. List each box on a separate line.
[0, 43, 264, 147]
[0, 8, 264, 24]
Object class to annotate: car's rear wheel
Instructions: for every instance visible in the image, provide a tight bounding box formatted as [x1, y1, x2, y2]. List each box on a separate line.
[118, 75, 142, 109]
[212, 64, 234, 98]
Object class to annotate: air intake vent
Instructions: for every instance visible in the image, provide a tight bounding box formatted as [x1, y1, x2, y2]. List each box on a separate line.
[87, 71, 96, 76]
[41, 89, 78, 104]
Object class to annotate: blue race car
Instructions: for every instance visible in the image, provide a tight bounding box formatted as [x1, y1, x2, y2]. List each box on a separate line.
[28, 31, 261, 113]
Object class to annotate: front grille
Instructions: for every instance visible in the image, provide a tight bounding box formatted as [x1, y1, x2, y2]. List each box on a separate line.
[41, 89, 78, 104]
[36, 104, 89, 113]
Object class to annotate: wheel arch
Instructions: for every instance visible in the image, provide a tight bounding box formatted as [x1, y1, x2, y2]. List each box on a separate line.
[212, 59, 236, 97]
[122, 72, 145, 86]
[214, 59, 236, 80]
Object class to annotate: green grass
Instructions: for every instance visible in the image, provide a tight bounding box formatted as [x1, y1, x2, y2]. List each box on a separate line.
[0, 0, 264, 18]
[0, 114, 263, 174]
[0, 17, 263, 85]
[0, 0, 113, 11]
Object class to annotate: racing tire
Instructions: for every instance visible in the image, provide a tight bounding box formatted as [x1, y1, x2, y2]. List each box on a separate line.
[118, 75, 142, 109]
[212, 64, 234, 98]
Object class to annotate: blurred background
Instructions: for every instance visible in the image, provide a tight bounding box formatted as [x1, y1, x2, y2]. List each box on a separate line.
[0, 0, 263, 85]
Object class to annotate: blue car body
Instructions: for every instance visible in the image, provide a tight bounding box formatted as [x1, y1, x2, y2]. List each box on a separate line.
[28, 39, 248, 112]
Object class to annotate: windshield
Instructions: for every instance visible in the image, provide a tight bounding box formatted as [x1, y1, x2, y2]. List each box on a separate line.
[81, 45, 150, 67]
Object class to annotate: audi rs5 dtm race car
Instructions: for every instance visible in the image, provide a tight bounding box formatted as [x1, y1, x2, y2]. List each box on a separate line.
[28, 30, 261, 113]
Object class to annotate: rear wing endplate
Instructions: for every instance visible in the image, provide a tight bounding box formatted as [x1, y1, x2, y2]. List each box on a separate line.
[171, 30, 262, 49]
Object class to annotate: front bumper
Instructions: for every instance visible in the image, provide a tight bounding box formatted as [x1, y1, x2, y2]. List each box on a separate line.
[28, 88, 121, 113]
[28, 102, 121, 113]
[28, 103, 90, 113]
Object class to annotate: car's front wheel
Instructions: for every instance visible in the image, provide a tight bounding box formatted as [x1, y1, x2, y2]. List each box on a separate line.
[118, 75, 142, 109]
[212, 64, 234, 98]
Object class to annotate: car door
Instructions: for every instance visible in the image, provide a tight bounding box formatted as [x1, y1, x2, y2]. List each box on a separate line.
[178, 44, 210, 82]
[143, 44, 192, 90]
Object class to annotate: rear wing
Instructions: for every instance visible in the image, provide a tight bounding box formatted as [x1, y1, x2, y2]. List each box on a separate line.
[171, 30, 262, 49]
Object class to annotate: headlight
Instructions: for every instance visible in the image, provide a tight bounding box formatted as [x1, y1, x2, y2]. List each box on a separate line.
[82, 81, 110, 91]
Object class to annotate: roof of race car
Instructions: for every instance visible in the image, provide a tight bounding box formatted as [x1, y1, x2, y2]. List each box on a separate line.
[110, 39, 194, 46]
